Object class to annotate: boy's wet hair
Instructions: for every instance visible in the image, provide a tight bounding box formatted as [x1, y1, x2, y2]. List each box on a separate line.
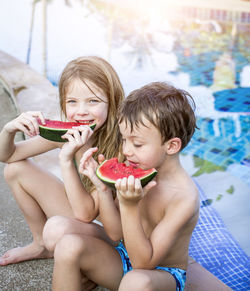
[118, 82, 197, 151]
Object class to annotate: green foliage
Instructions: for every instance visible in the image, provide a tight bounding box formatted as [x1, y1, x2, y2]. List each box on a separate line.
[192, 156, 226, 177]
[226, 185, 235, 194]
[216, 194, 223, 201]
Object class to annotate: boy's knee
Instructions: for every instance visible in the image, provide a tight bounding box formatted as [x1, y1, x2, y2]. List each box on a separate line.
[54, 234, 87, 263]
[119, 270, 153, 291]
[43, 216, 71, 251]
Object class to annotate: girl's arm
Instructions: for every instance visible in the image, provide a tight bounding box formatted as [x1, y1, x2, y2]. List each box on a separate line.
[79, 148, 122, 241]
[96, 187, 122, 241]
[59, 127, 99, 222]
[0, 111, 58, 162]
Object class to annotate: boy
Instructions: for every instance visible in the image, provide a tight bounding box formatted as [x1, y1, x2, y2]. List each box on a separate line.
[51, 82, 199, 291]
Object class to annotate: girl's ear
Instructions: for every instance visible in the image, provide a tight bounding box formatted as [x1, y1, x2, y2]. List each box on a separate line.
[164, 137, 182, 155]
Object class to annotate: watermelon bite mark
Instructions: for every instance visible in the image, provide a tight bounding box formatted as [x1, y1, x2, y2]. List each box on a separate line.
[96, 158, 157, 188]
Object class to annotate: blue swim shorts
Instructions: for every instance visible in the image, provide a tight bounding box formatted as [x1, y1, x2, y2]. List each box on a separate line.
[115, 241, 186, 291]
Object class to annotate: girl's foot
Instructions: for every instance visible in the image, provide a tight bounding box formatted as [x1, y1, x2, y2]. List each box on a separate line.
[0, 242, 53, 265]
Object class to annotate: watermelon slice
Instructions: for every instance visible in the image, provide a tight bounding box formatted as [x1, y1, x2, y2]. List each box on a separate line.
[38, 119, 96, 142]
[96, 158, 157, 188]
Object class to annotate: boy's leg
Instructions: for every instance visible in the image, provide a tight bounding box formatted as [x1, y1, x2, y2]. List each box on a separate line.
[185, 257, 232, 291]
[53, 234, 123, 291]
[118, 269, 176, 291]
[0, 159, 73, 265]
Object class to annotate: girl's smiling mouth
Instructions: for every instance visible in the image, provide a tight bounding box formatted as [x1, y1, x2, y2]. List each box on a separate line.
[76, 120, 95, 124]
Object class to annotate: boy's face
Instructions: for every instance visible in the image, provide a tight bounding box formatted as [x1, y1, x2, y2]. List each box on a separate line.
[119, 117, 166, 170]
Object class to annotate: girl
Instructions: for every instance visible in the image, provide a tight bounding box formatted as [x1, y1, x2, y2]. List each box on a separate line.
[0, 56, 125, 266]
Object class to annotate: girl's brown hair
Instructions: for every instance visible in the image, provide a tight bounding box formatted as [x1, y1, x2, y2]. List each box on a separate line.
[59, 56, 125, 192]
[118, 82, 197, 151]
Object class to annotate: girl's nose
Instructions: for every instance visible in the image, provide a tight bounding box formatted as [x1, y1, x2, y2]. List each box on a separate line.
[77, 103, 88, 115]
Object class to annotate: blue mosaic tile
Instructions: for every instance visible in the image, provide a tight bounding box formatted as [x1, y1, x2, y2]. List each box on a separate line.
[183, 115, 250, 171]
[210, 148, 222, 154]
[214, 88, 250, 113]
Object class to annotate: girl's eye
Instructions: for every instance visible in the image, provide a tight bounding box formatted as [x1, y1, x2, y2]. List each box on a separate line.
[89, 99, 99, 104]
[134, 144, 142, 148]
[66, 99, 76, 104]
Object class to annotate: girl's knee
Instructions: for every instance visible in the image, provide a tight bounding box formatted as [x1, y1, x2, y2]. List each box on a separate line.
[119, 270, 153, 291]
[4, 160, 26, 181]
[43, 216, 71, 251]
[54, 234, 87, 263]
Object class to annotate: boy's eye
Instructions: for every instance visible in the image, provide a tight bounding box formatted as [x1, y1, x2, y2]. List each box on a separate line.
[134, 144, 142, 148]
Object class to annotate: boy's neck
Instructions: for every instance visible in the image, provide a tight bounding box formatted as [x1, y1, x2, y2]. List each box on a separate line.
[156, 153, 183, 180]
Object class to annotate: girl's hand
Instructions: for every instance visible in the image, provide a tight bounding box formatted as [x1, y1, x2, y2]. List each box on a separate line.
[59, 125, 93, 162]
[79, 147, 107, 191]
[115, 175, 156, 206]
[4, 111, 45, 137]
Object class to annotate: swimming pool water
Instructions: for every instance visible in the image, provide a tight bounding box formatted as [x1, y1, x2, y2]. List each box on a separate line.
[184, 115, 250, 176]
[171, 22, 250, 187]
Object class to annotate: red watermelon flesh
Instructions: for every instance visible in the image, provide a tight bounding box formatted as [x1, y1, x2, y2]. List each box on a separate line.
[38, 119, 96, 142]
[38, 119, 94, 129]
[96, 158, 157, 188]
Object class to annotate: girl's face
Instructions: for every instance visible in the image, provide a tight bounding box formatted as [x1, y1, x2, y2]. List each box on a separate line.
[119, 117, 166, 170]
[65, 78, 108, 130]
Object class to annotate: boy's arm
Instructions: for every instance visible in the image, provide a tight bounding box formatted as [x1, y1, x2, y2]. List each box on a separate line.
[79, 148, 123, 240]
[116, 176, 197, 269]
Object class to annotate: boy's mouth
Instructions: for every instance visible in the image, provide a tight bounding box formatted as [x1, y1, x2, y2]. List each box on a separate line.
[127, 160, 139, 168]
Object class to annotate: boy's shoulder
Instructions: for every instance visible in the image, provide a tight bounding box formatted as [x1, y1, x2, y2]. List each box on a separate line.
[154, 175, 199, 214]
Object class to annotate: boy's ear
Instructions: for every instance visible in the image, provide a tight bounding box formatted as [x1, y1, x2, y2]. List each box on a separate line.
[164, 137, 182, 155]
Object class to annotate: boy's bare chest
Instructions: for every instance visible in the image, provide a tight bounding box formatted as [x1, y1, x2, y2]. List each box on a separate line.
[139, 192, 167, 236]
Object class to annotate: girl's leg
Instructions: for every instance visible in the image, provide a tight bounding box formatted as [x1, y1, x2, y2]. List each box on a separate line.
[0, 159, 73, 265]
[43, 215, 114, 252]
[43, 216, 116, 291]
[118, 269, 176, 291]
[53, 234, 123, 291]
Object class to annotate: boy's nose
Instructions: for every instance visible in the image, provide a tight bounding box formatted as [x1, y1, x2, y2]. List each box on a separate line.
[123, 144, 132, 157]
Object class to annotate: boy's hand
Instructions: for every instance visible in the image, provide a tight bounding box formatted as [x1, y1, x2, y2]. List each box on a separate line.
[4, 111, 45, 137]
[79, 147, 107, 191]
[59, 125, 93, 162]
[115, 175, 156, 205]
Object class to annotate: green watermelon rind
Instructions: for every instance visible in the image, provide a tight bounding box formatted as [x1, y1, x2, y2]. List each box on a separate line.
[96, 159, 157, 189]
[39, 122, 96, 142]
